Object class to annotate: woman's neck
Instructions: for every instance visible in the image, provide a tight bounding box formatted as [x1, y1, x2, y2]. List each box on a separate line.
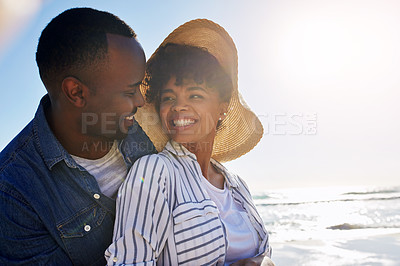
[183, 141, 213, 177]
[182, 140, 224, 189]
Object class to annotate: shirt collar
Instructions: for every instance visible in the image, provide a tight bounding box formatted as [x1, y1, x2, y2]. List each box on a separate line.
[210, 158, 239, 188]
[164, 140, 239, 188]
[164, 140, 198, 160]
[33, 95, 81, 170]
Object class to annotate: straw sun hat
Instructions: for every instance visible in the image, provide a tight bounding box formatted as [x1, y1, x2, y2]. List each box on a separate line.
[135, 19, 263, 162]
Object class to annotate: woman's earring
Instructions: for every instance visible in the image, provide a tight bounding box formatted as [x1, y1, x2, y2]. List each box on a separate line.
[220, 112, 227, 120]
[218, 112, 227, 121]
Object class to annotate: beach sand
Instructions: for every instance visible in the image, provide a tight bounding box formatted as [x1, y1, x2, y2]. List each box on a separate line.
[270, 231, 400, 266]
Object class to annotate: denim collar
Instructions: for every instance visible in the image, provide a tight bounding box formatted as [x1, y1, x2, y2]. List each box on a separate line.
[33, 95, 82, 170]
[164, 140, 238, 188]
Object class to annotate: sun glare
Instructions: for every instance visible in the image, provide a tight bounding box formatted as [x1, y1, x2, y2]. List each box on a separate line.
[0, 0, 43, 57]
[269, 2, 400, 93]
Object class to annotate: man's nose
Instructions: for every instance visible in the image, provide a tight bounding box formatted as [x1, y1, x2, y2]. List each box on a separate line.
[134, 91, 145, 107]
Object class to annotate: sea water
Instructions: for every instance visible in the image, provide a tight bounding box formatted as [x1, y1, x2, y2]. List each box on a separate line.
[253, 186, 400, 265]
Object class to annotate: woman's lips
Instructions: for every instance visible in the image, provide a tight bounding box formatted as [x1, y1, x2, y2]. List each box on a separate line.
[172, 118, 195, 127]
[169, 118, 198, 132]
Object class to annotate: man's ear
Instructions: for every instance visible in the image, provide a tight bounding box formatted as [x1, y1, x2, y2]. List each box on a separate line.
[61, 77, 89, 108]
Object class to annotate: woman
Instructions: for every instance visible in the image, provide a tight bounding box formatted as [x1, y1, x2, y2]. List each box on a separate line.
[106, 19, 272, 265]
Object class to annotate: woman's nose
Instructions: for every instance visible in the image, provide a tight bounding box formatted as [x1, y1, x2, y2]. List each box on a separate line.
[172, 99, 188, 112]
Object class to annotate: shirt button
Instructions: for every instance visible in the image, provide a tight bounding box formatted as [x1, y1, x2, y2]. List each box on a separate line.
[113, 257, 118, 262]
[84, 225, 91, 232]
[93, 193, 100, 199]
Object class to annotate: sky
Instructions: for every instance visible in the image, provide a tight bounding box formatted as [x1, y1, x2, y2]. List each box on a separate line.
[0, 0, 399, 191]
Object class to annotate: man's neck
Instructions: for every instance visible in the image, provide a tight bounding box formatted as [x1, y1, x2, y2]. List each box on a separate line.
[70, 139, 115, 159]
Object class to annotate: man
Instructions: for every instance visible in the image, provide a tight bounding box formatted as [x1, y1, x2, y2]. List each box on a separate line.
[0, 8, 156, 265]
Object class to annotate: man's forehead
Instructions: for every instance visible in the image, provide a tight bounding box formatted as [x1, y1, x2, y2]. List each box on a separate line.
[106, 33, 141, 50]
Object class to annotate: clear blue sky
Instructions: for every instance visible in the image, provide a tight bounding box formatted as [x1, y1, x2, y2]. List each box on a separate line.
[1, 0, 399, 190]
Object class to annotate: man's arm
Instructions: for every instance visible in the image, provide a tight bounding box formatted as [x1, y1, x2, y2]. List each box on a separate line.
[0, 183, 71, 265]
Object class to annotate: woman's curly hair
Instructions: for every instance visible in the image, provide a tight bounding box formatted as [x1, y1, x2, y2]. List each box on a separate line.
[144, 43, 233, 111]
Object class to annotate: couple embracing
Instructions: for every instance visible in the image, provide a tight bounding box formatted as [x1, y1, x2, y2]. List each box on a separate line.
[0, 7, 273, 266]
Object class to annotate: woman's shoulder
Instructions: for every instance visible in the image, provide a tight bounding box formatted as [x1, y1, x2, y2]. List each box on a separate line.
[129, 153, 175, 178]
[134, 153, 171, 167]
[123, 154, 174, 191]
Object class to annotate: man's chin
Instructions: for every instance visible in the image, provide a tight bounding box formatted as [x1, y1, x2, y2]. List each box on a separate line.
[101, 130, 128, 141]
[111, 132, 128, 140]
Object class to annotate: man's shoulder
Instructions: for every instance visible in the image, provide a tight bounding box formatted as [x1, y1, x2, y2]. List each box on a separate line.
[119, 123, 157, 166]
[0, 120, 41, 181]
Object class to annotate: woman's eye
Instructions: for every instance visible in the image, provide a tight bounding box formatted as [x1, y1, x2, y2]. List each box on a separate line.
[190, 94, 203, 99]
[161, 96, 174, 102]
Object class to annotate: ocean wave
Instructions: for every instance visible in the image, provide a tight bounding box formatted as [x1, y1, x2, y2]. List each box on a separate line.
[327, 223, 366, 230]
[255, 195, 400, 206]
[252, 194, 272, 200]
[343, 188, 400, 196]
[326, 223, 400, 230]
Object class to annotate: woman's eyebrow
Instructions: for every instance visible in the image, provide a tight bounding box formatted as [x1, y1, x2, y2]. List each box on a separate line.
[187, 86, 206, 92]
[161, 88, 174, 94]
[161, 86, 206, 94]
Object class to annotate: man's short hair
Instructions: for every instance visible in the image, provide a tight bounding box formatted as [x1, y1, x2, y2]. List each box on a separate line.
[36, 7, 136, 93]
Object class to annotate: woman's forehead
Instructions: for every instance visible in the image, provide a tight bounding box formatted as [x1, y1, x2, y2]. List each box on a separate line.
[161, 77, 213, 93]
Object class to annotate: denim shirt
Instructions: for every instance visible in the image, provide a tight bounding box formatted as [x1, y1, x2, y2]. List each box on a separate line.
[0, 95, 156, 265]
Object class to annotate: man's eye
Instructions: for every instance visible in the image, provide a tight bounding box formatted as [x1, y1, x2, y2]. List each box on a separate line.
[126, 91, 137, 97]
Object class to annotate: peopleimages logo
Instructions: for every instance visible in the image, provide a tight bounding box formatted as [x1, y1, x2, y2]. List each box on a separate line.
[81, 112, 137, 134]
[258, 113, 318, 135]
[79, 112, 318, 136]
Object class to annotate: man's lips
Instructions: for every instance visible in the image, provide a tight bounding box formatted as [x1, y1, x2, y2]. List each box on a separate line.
[123, 112, 137, 131]
[124, 108, 137, 121]
[125, 114, 135, 121]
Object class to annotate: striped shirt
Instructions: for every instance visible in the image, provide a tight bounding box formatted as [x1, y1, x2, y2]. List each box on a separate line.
[105, 140, 270, 265]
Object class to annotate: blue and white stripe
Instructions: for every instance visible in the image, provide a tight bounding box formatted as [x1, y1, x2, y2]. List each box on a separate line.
[105, 140, 270, 265]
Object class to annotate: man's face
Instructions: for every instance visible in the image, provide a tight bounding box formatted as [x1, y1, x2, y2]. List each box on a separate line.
[82, 33, 146, 140]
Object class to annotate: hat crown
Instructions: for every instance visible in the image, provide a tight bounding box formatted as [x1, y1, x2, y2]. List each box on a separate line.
[159, 19, 238, 93]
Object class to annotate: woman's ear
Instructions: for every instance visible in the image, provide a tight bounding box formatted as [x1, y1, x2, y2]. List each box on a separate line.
[61, 77, 89, 108]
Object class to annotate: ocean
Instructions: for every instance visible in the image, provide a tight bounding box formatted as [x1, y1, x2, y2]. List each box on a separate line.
[253, 186, 400, 265]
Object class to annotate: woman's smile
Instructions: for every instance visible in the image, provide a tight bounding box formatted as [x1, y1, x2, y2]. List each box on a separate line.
[171, 117, 197, 128]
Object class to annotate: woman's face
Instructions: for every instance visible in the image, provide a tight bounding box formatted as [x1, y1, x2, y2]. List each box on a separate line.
[159, 76, 227, 147]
